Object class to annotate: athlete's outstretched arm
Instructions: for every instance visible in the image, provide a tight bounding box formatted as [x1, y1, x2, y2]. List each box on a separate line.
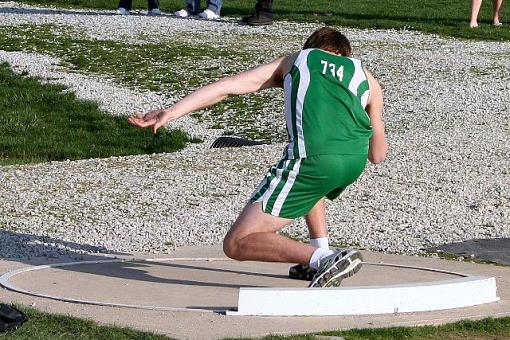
[128, 55, 296, 133]
[365, 69, 388, 164]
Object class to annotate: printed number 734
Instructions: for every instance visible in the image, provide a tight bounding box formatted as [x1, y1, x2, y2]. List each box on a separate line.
[320, 60, 344, 81]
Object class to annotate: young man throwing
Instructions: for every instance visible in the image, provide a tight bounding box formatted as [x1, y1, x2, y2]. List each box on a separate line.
[129, 27, 388, 287]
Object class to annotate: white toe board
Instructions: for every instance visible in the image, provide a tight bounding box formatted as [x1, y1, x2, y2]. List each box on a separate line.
[229, 276, 499, 316]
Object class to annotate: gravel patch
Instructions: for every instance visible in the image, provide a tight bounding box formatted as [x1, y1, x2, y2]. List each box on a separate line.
[0, 2, 508, 258]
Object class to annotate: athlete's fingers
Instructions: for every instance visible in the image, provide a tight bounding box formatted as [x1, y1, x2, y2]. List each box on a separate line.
[128, 110, 166, 132]
[138, 118, 158, 128]
[128, 112, 145, 125]
[129, 112, 143, 119]
[127, 116, 139, 126]
[152, 122, 162, 134]
[129, 116, 158, 128]
[128, 116, 146, 127]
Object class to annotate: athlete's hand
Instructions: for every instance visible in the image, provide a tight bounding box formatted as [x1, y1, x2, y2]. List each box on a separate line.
[128, 108, 170, 134]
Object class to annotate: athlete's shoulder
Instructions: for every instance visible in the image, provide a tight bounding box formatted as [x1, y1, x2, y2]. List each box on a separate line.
[294, 48, 315, 63]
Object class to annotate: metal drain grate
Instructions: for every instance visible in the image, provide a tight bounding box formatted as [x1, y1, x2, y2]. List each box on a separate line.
[210, 136, 265, 148]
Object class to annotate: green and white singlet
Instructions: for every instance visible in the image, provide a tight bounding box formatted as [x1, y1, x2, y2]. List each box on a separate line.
[251, 49, 374, 218]
[283, 48, 372, 159]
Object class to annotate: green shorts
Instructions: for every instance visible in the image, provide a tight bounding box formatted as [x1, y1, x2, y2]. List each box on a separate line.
[250, 154, 367, 219]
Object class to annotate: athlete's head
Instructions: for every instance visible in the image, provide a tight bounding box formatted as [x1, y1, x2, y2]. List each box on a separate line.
[303, 27, 352, 57]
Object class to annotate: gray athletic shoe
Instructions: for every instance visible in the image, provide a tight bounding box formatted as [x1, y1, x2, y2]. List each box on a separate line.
[117, 7, 130, 15]
[148, 8, 162, 16]
[308, 249, 363, 288]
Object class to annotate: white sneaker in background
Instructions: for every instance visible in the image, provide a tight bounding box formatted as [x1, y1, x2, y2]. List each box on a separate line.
[173, 8, 190, 17]
[117, 7, 129, 15]
[198, 9, 220, 19]
[148, 8, 162, 16]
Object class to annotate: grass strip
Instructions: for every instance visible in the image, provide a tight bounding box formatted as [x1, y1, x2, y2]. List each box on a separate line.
[0, 306, 510, 340]
[331, 316, 510, 339]
[227, 316, 510, 339]
[17, 0, 510, 41]
[0, 25, 249, 95]
[3, 303, 510, 340]
[0, 24, 283, 142]
[0, 62, 199, 166]
[0, 304, 170, 339]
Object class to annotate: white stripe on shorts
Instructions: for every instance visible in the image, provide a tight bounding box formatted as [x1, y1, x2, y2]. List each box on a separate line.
[257, 160, 290, 211]
[271, 159, 302, 216]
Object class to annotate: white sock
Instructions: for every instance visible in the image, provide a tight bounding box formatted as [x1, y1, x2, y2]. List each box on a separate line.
[309, 248, 334, 270]
[310, 237, 329, 249]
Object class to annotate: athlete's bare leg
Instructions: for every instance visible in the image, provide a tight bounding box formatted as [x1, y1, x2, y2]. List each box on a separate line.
[470, 0, 483, 27]
[223, 202, 315, 265]
[305, 198, 328, 239]
[493, 0, 503, 25]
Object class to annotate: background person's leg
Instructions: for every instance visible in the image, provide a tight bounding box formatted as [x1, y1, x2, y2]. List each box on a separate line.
[118, 0, 133, 11]
[470, 0, 483, 27]
[207, 0, 223, 15]
[242, 0, 273, 25]
[223, 202, 315, 265]
[255, 0, 273, 18]
[148, 0, 160, 11]
[492, 0, 503, 24]
[186, 0, 201, 15]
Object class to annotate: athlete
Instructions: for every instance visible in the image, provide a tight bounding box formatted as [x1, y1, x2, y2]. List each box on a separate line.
[129, 27, 388, 287]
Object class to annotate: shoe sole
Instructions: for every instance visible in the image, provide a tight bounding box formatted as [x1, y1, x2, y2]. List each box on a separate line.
[288, 264, 317, 281]
[309, 250, 363, 288]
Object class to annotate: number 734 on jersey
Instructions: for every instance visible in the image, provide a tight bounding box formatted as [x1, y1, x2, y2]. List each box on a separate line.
[320, 60, 344, 81]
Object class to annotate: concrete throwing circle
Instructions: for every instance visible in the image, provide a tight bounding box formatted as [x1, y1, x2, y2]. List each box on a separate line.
[0, 257, 499, 316]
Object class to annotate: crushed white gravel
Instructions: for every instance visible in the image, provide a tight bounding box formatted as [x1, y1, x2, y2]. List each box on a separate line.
[0, 2, 508, 258]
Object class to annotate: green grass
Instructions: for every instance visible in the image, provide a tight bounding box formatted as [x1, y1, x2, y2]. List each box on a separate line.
[330, 317, 510, 340]
[0, 24, 285, 142]
[229, 317, 510, 339]
[0, 305, 170, 339]
[0, 62, 200, 166]
[3, 304, 510, 340]
[0, 25, 250, 95]
[16, 0, 510, 41]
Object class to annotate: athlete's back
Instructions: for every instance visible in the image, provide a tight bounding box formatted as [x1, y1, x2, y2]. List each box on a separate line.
[283, 48, 373, 159]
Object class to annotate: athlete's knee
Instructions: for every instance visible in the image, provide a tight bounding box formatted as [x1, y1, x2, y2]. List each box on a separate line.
[223, 225, 248, 260]
[222, 234, 242, 260]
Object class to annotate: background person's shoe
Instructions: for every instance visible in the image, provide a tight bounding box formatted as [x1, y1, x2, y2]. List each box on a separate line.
[241, 14, 273, 26]
[198, 9, 220, 20]
[289, 264, 317, 281]
[173, 8, 190, 17]
[117, 7, 129, 15]
[148, 8, 162, 16]
[308, 249, 363, 288]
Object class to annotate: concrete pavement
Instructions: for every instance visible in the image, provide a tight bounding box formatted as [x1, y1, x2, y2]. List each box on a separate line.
[0, 245, 509, 339]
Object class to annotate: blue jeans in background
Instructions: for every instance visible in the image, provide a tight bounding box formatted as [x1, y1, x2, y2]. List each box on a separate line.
[186, 0, 223, 15]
